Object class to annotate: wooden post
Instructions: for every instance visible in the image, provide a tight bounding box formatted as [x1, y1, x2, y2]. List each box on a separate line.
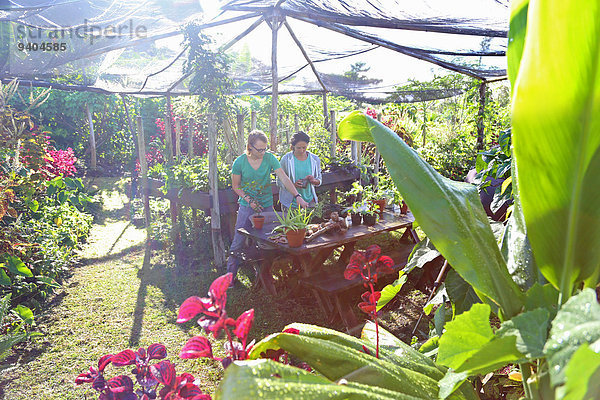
[208, 114, 226, 268]
[222, 118, 236, 163]
[329, 110, 338, 203]
[251, 110, 257, 130]
[136, 116, 151, 239]
[294, 114, 299, 133]
[237, 113, 245, 155]
[187, 118, 195, 156]
[477, 81, 487, 150]
[357, 142, 362, 164]
[351, 141, 358, 164]
[175, 118, 182, 159]
[85, 103, 97, 170]
[322, 93, 329, 129]
[269, 12, 281, 151]
[121, 94, 137, 216]
[329, 110, 337, 160]
[165, 96, 174, 162]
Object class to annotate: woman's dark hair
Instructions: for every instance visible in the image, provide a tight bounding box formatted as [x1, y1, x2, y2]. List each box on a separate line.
[291, 131, 310, 146]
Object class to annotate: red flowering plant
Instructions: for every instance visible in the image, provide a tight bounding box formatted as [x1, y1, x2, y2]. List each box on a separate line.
[177, 273, 254, 369]
[344, 244, 394, 358]
[75, 344, 210, 400]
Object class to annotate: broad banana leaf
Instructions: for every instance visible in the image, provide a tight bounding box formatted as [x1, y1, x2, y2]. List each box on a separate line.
[511, 0, 600, 299]
[338, 112, 523, 318]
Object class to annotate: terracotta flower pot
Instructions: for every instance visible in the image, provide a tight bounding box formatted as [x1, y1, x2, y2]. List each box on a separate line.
[251, 215, 265, 229]
[350, 213, 362, 226]
[286, 228, 306, 248]
[363, 214, 377, 226]
[400, 201, 409, 214]
[371, 199, 386, 217]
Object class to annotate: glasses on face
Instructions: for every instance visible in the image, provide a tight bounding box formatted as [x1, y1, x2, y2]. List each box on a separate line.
[251, 144, 267, 153]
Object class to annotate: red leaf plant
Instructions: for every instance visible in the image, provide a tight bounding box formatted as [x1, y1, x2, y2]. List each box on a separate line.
[76, 344, 210, 400]
[344, 244, 394, 358]
[177, 273, 255, 369]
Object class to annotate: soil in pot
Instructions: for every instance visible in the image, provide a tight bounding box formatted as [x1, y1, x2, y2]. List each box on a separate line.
[363, 214, 377, 226]
[251, 214, 265, 229]
[286, 228, 306, 248]
[350, 213, 362, 226]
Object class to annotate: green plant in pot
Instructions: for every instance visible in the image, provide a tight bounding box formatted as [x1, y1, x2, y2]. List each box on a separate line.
[273, 207, 313, 248]
[361, 203, 379, 226]
[346, 201, 366, 225]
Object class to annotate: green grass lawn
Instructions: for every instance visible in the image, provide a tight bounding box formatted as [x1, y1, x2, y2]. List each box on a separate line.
[0, 177, 336, 399]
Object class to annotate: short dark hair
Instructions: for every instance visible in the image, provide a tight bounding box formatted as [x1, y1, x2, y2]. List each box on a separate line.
[291, 131, 310, 146]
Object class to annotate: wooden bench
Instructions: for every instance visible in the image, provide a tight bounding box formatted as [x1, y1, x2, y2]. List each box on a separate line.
[299, 242, 416, 331]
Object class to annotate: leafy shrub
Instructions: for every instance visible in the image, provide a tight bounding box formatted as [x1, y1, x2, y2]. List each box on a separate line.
[148, 156, 230, 192]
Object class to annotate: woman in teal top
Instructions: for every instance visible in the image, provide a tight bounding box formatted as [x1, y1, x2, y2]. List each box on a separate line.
[227, 130, 308, 284]
[278, 131, 322, 210]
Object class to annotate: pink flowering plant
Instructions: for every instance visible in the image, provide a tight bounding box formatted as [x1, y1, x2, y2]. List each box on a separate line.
[75, 344, 210, 400]
[45, 147, 77, 177]
[177, 273, 255, 369]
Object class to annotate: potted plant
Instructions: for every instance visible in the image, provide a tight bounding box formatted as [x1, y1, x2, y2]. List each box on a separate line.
[346, 201, 365, 226]
[273, 207, 313, 248]
[251, 212, 265, 229]
[361, 203, 379, 226]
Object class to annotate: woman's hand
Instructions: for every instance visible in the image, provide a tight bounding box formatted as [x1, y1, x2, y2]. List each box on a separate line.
[249, 199, 263, 212]
[297, 197, 309, 208]
[305, 175, 319, 185]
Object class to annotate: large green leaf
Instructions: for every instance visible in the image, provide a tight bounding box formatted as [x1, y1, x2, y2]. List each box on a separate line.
[377, 273, 407, 311]
[0, 267, 11, 286]
[559, 344, 600, 400]
[405, 238, 441, 274]
[215, 359, 422, 400]
[438, 304, 524, 373]
[511, 0, 600, 298]
[250, 323, 442, 380]
[338, 112, 523, 318]
[524, 283, 559, 317]
[445, 269, 481, 317]
[3, 256, 32, 277]
[544, 289, 600, 387]
[270, 333, 441, 398]
[507, 0, 529, 88]
[496, 308, 550, 359]
[437, 304, 493, 369]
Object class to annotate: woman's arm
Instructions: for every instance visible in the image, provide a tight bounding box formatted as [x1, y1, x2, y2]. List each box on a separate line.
[274, 167, 309, 208]
[232, 174, 261, 210]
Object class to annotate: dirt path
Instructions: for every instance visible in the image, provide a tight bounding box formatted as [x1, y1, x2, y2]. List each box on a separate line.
[0, 177, 221, 399]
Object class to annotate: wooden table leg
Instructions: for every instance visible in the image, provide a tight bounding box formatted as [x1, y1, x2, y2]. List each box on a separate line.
[257, 255, 277, 296]
[333, 293, 359, 332]
[337, 242, 356, 266]
[399, 224, 420, 243]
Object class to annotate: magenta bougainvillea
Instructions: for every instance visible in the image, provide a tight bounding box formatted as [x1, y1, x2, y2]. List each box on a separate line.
[46, 147, 77, 177]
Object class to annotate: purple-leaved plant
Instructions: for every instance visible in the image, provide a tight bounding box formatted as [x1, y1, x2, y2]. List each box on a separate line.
[344, 244, 394, 358]
[75, 344, 210, 400]
[176, 273, 254, 369]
